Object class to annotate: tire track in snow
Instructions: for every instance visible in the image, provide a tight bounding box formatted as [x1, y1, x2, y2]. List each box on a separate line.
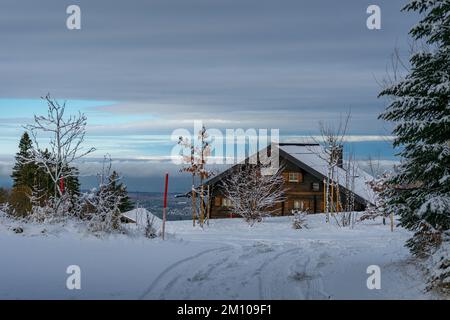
[160, 255, 232, 299]
[257, 248, 300, 300]
[257, 247, 329, 300]
[301, 256, 328, 300]
[139, 246, 231, 300]
[162, 242, 244, 299]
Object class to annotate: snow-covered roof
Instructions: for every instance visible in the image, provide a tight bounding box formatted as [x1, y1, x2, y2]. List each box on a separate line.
[278, 144, 375, 204]
[122, 208, 162, 230]
[202, 143, 375, 205]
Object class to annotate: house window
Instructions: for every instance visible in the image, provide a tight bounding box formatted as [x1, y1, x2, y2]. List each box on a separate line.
[288, 172, 303, 183]
[288, 172, 300, 182]
[214, 197, 221, 207]
[222, 198, 233, 207]
[312, 182, 320, 191]
[293, 200, 309, 211]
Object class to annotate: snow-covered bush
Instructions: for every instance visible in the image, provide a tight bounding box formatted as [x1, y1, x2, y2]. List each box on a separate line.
[83, 156, 124, 234]
[0, 202, 14, 217]
[292, 210, 308, 229]
[29, 204, 52, 223]
[29, 198, 73, 224]
[145, 213, 158, 239]
[84, 187, 122, 233]
[221, 164, 286, 226]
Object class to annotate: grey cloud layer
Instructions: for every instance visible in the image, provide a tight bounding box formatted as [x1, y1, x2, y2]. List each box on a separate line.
[0, 0, 415, 134]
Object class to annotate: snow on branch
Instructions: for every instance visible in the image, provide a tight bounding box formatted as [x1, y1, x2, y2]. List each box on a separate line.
[84, 154, 123, 233]
[23, 93, 95, 200]
[221, 163, 286, 226]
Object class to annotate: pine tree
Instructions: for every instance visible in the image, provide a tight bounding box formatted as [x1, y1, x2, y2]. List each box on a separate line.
[10, 132, 37, 216]
[10, 132, 82, 214]
[379, 0, 450, 255]
[32, 150, 80, 199]
[62, 165, 81, 196]
[32, 149, 53, 203]
[11, 132, 36, 190]
[108, 171, 134, 213]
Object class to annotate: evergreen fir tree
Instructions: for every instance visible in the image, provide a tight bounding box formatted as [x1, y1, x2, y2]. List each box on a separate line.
[108, 171, 134, 213]
[379, 0, 450, 255]
[11, 132, 36, 190]
[31, 149, 81, 200]
[33, 149, 53, 203]
[118, 183, 134, 213]
[10, 134, 82, 212]
[10, 132, 37, 215]
[62, 165, 81, 196]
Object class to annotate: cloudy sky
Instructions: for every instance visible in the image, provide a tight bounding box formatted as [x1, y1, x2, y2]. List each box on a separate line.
[0, 0, 416, 191]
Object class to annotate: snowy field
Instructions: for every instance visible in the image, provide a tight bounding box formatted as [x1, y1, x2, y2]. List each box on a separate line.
[0, 211, 445, 300]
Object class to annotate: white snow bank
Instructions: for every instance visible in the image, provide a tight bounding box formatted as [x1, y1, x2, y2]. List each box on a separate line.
[0, 212, 445, 300]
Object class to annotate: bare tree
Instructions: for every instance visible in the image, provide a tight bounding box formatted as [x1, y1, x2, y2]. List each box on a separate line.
[366, 154, 384, 178]
[24, 94, 95, 213]
[221, 164, 286, 226]
[376, 45, 412, 93]
[178, 124, 213, 227]
[310, 111, 351, 223]
[342, 152, 357, 227]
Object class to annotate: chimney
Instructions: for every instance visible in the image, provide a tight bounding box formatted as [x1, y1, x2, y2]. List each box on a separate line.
[336, 145, 343, 168]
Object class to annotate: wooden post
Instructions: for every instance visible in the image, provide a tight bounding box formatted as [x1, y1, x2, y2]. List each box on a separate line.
[207, 185, 211, 226]
[336, 181, 342, 212]
[323, 178, 326, 213]
[192, 185, 196, 227]
[200, 185, 205, 227]
[162, 173, 169, 240]
[330, 180, 334, 213]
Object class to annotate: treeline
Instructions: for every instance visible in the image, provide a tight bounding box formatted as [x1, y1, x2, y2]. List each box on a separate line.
[0, 94, 134, 232]
[4, 132, 80, 216]
[0, 132, 133, 219]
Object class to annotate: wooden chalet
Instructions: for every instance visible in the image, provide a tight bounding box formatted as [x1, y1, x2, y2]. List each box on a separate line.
[201, 143, 374, 219]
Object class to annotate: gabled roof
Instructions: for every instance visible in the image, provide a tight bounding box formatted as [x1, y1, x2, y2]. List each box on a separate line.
[277, 144, 375, 205]
[203, 143, 375, 205]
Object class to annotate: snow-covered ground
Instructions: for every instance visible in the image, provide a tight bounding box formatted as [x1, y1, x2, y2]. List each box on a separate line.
[0, 211, 445, 300]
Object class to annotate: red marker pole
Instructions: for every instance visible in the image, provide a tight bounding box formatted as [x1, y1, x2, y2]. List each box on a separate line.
[59, 177, 65, 194]
[162, 173, 169, 240]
